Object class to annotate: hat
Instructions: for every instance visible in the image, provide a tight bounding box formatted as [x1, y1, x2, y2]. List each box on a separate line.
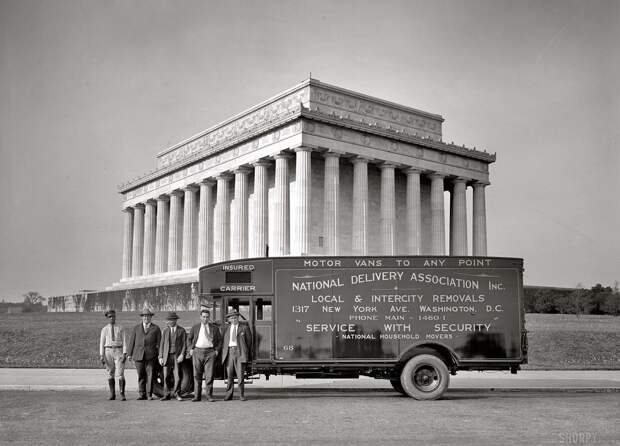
[104, 309, 116, 317]
[226, 310, 245, 320]
[140, 308, 155, 316]
[165, 311, 179, 320]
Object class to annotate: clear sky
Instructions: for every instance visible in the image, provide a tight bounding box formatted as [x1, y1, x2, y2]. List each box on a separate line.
[1, 0, 618, 301]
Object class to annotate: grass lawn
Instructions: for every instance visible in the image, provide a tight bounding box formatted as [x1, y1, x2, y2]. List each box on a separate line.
[0, 312, 618, 369]
[524, 313, 620, 370]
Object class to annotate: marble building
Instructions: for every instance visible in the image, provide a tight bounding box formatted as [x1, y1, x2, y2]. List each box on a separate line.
[113, 78, 494, 290]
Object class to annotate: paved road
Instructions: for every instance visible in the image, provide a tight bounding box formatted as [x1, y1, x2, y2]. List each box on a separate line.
[0, 368, 619, 391]
[0, 389, 618, 445]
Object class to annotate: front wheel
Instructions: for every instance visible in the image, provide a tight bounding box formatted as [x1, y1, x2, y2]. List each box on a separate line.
[390, 379, 405, 395]
[400, 354, 450, 400]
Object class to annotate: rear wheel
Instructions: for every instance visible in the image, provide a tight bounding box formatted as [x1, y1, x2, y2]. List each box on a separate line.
[400, 354, 450, 400]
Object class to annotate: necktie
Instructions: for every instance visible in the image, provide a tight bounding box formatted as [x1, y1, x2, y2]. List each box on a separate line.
[111, 324, 115, 342]
[232, 324, 237, 341]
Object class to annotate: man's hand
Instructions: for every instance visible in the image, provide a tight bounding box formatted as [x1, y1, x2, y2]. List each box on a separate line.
[177, 354, 184, 364]
[158, 357, 165, 366]
[100, 355, 105, 365]
[189, 348, 194, 357]
[122, 353, 127, 363]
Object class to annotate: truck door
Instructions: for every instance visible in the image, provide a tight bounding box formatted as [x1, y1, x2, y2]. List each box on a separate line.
[252, 297, 273, 361]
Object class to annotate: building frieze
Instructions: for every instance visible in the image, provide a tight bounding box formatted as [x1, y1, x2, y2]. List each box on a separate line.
[300, 108, 495, 163]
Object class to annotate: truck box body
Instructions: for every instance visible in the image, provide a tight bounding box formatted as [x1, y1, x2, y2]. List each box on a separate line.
[199, 256, 527, 377]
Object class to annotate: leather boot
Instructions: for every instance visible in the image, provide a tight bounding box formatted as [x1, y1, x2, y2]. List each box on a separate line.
[119, 378, 126, 401]
[107, 378, 116, 400]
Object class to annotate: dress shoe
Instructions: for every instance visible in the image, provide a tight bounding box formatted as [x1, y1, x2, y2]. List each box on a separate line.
[240, 396, 247, 401]
[223, 395, 232, 401]
[136, 395, 147, 401]
[191, 397, 201, 402]
[148, 395, 155, 400]
[160, 395, 170, 401]
[206, 396, 215, 402]
[176, 395, 184, 401]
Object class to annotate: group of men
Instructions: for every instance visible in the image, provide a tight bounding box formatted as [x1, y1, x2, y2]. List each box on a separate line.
[99, 306, 252, 402]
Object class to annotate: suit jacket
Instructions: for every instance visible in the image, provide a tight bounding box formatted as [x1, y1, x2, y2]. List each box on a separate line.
[159, 325, 187, 365]
[187, 322, 222, 353]
[222, 322, 252, 364]
[127, 323, 161, 361]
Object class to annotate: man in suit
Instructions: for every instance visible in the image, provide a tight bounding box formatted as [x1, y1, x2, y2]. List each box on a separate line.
[221, 310, 252, 401]
[98, 309, 127, 401]
[158, 311, 186, 401]
[187, 307, 221, 402]
[127, 308, 161, 400]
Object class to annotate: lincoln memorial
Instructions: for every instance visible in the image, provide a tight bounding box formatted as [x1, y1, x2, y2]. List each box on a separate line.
[112, 78, 494, 291]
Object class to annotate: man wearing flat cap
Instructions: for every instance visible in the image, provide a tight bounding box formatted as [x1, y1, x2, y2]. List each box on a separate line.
[187, 307, 222, 402]
[158, 311, 186, 401]
[127, 307, 161, 400]
[99, 309, 127, 400]
[222, 310, 252, 401]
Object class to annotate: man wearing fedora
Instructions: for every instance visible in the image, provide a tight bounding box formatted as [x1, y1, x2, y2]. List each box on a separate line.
[127, 308, 161, 400]
[158, 311, 186, 401]
[99, 309, 127, 401]
[222, 310, 252, 401]
[187, 307, 222, 402]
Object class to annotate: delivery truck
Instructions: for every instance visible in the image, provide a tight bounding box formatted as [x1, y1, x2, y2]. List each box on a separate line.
[199, 256, 527, 400]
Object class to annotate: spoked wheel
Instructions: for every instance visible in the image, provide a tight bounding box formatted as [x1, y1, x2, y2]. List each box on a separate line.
[400, 354, 450, 400]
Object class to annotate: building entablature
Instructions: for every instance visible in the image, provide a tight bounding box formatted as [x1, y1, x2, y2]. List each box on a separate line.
[121, 131, 490, 209]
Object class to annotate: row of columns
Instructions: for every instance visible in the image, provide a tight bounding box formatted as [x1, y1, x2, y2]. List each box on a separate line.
[121, 149, 488, 280]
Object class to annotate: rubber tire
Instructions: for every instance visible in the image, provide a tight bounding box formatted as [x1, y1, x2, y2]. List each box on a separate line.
[390, 379, 406, 395]
[400, 354, 450, 400]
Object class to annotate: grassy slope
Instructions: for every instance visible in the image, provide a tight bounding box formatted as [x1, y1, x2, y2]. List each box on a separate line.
[0, 312, 618, 369]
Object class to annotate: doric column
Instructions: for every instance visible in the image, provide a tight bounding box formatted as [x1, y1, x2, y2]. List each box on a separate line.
[231, 168, 250, 260]
[213, 174, 231, 263]
[292, 147, 312, 256]
[182, 185, 198, 269]
[352, 157, 369, 255]
[131, 204, 145, 276]
[473, 181, 489, 256]
[380, 163, 396, 255]
[250, 161, 269, 257]
[197, 180, 214, 267]
[406, 168, 422, 255]
[154, 195, 169, 273]
[450, 178, 468, 256]
[429, 173, 446, 255]
[167, 190, 184, 271]
[323, 152, 340, 255]
[273, 153, 292, 256]
[121, 208, 134, 279]
[142, 200, 157, 275]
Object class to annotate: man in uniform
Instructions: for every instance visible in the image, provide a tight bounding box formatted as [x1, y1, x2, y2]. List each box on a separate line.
[158, 311, 186, 401]
[187, 307, 221, 402]
[99, 309, 127, 401]
[221, 310, 252, 401]
[127, 307, 161, 400]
